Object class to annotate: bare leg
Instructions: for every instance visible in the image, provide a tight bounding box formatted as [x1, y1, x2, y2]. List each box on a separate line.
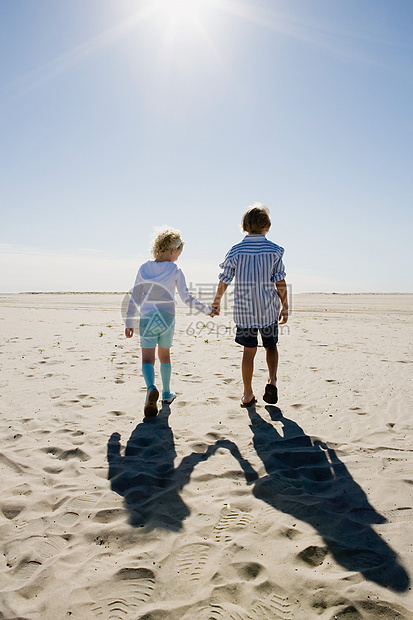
[266, 345, 278, 386]
[241, 346, 257, 403]
[158, 346, 171, 364]
[142, 348, 156, 366]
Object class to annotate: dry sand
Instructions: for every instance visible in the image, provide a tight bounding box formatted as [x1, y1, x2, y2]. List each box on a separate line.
[0, 292, 412, 619]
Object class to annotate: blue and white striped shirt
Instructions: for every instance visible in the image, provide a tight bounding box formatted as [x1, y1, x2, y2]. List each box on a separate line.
[219, 234, 286, 328]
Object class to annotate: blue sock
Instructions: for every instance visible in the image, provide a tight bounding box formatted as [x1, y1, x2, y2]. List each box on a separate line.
[142, 363, 156, 391]
[160, 363, 173, 398]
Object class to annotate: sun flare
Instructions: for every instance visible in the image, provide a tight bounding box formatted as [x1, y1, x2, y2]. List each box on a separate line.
[151, 0, 212, 35]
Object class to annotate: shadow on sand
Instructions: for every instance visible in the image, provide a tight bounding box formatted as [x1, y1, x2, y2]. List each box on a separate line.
[107, 405, 257, 531]
[248, 405, 410, 593]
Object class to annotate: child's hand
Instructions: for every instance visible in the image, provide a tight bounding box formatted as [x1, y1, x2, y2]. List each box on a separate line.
[125, 327, 134, 338]
[279, 307, 288, 324]
[211, 302, 220, 317]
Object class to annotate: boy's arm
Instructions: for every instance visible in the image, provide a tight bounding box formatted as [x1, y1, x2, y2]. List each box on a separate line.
[275, 279, 288, 324]
[212, 280, 228, 316]
[213, 248, 236, 315]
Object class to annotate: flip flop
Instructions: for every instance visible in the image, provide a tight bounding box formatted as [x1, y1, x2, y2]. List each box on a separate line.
[240, 397, 257, 408]
[144, 388, 159, 417]
[263, 384, 278, 404]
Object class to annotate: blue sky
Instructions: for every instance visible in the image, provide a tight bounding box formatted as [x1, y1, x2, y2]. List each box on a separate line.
[1, 0, 412, 293]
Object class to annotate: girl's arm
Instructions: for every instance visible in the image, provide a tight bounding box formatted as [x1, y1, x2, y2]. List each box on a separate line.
[125, 270, 144, 334]
[176, 269, 213, 315]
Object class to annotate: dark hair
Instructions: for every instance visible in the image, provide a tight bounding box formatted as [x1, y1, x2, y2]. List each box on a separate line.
[242, 203, 271, 234]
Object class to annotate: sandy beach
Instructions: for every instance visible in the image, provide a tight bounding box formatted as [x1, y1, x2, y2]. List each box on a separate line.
[0, 292, 412, 619]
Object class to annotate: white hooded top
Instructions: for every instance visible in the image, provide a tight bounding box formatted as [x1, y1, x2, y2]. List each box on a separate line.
[125, 260, 212, 328]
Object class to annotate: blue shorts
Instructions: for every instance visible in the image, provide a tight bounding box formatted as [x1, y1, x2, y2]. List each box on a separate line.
[235, 322, 278, 348]
[139, 311, 175, 349]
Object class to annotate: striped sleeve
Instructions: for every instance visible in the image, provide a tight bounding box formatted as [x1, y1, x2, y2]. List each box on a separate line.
[270, 248, 286, 282]
[218, 250, 236, 284]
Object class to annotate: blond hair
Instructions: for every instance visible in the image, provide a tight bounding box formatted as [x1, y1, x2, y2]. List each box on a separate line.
[241, 203, 271, 234]
[151, 226, 184, 259]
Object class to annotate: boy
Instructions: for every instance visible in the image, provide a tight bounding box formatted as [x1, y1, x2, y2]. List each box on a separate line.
[212, 204, 288, 406]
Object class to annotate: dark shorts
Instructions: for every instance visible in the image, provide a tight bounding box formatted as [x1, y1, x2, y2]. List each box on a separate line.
[235, 322, 279, 348]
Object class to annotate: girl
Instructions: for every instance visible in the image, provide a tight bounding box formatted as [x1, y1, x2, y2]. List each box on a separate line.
[125, 226, 214, 417]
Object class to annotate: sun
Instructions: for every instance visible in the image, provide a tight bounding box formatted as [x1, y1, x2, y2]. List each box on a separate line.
[151, 0, 212, 36]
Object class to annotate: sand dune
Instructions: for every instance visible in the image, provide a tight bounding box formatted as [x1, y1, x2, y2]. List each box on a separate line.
[0, 293, 412, 619]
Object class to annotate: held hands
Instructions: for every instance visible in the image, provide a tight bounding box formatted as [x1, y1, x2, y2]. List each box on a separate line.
[125, 328, 134, 338]
[209, 302, 220, 318]
[210, 282, 227, 318]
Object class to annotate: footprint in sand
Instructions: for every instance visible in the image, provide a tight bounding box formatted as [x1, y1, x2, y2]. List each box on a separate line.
[334, 599, 410, 619]
[57, 428, 85, 437]
[41, 446, 90, 461]
[67, 493, 100, 512]
[218, 560, 267, 582]
[93, 508, 127, 523]
[158, 542, 215, 594]
[249, 590, 292, 620]
[382, 456, 411, 478]
[349, 407, 367, 415]
[175, 543, 212, 582]
[1, 504, 24, 520]
[180, 593, 293, 620]
[212, 507, 254, 544]
[297, 545, 329, 567]
[77, 394, 99, 407]
[87, 567, 156, 617]
[228, 395, 240, 402]
[13, 558, 43, 581]
[211, 561, 295, 620]
[381, 507, 413, 523]
[0, 452, 26, 475]
[28, 534, 68, 560]
[212, 561, 292, 620]
[181, 602, 252, 620]
[55, 511, 80, 527]
[53, 398, 81, 408]
[49, 389, 62, 399]
[43, 465, 64, 474]
[6, 534, 68, 580]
